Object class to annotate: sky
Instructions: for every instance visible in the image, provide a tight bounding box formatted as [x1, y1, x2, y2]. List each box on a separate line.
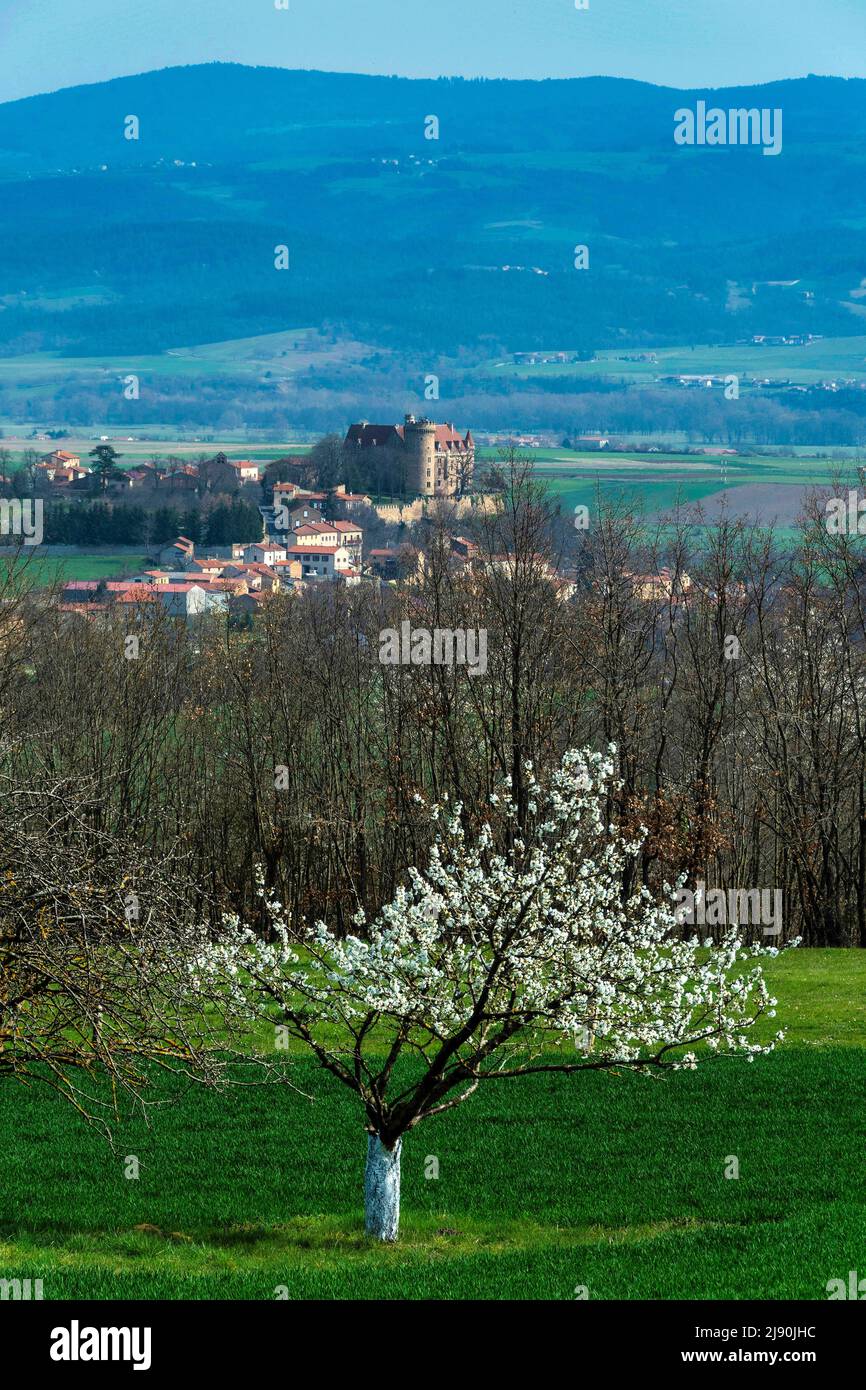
[1, 0, 866, 104]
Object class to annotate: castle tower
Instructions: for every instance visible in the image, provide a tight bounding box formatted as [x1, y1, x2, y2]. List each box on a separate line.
[402, 415, 437, 497]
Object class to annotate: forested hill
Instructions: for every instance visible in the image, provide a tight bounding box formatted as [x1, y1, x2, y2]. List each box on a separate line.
[2, 64, 866, 358]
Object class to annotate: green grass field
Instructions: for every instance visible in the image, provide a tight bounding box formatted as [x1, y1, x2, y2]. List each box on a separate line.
[0, 327, 367, 399]
[0, 553, 151, 586]
[1, 950, 864, 1300]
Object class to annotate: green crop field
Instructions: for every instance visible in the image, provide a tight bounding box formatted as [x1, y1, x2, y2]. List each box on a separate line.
[1, 434, 312, 463]
[479, 449, 864, 523]
[482, 334, 866, 386]
[1, 950, 864, 1300]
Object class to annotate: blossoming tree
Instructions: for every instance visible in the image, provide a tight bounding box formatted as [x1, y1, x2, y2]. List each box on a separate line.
[200, 748, 784, 1241]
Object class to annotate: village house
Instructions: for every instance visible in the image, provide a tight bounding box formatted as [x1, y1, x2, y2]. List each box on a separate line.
[367, 545, 419, 581]
[160, 463, 200, 492]
[127, 466, 154, 487]
[368, 548, 400, 580]
[228, 460, 261, 484]
[449, 535, 482, 569]
[229, 591, 271, 620]
[114, 462, 197, 492]
[197, 453, 260, 493]
[133, 570, 176, 586]
[332, 520, 364, 566]
[290, 522, 341, 548]
[272, 482, 328, 514]
[280, 544, 353, 580]
[132, 568, 250, 595]
[243, 541, 287, 566]
[39, 449, 83, 477]
[155, 583, 229, 620]
[62, 580, 156, 605]
[157, 536, 196, 568]
[274, 499, 329, 532]
[221, 562, 282, 592]
[626, 568, 693, 602]
[37, 455, 91, 484]
[188, 557, 230, 579]
[331, 483, 372, 510]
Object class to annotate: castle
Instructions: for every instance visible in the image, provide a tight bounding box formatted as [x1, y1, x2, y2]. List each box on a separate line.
[345, 415, 475, 498]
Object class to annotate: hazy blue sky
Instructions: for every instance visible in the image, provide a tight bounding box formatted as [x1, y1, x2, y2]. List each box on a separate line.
[2, 0, 866, 103]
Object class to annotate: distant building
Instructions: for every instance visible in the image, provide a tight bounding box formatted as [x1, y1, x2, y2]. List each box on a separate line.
[367, 544, 419, 581]
[155, 583, 228, 620]
[282, 544, 352, 580]
[243, 541, 287, 566]
[331, 483, 372, 509]
[228, 460, 261, 484]
[161, 463, 200, 492]
[199, 453, 260, 492]
[274, 496, 329, 531]
[37, 450, 89, 483]
[157, 536, 196, 569]
[332, 520, 364, 567]
[40, 449, 82, 474]
[345, 415, 474, 498]
[272, 483, 328, 520]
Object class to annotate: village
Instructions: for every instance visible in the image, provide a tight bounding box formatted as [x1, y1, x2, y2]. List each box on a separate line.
[58, 478, 382, 622]
[17, 413, 704, 626]
[47, 415, 495, 622]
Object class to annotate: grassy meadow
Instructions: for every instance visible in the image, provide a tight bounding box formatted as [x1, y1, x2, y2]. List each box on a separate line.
[0, 552, 152, 589]
[1, 950, 864, 1300]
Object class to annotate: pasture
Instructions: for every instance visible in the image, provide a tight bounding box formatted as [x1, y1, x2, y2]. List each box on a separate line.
[1, 950, 863, 1300]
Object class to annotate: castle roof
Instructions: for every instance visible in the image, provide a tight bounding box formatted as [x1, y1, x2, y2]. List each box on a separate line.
[346, 423, 402, 449]
[346, 421, 473, 452]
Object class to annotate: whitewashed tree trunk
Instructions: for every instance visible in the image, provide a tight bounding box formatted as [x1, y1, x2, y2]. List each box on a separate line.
[364, 1133, 402, 1241]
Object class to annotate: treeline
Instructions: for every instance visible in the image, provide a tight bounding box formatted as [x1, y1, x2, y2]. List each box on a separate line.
[8, 374, 866, 447]
[2, 459, 866, 947]
[24, 498, 264, 547]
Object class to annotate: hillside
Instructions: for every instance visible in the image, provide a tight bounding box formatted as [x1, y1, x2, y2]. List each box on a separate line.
[3, 65, 866, 433]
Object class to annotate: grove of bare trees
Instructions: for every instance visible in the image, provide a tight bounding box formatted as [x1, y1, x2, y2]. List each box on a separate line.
[3, 460, 866, 952]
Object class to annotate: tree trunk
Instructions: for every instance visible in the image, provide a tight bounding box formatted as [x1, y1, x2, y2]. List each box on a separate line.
[364, 1133, 402, 1242]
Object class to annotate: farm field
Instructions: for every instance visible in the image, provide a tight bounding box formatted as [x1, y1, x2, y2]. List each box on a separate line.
[510, 449, 864, 522]
[483, 334, 866, 386]
[0, 434, 312, 463]
[1, 950, 863, 1301]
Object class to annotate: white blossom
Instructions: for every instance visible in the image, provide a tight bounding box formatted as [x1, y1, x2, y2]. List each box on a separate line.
[195, 747, 790, 1135]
